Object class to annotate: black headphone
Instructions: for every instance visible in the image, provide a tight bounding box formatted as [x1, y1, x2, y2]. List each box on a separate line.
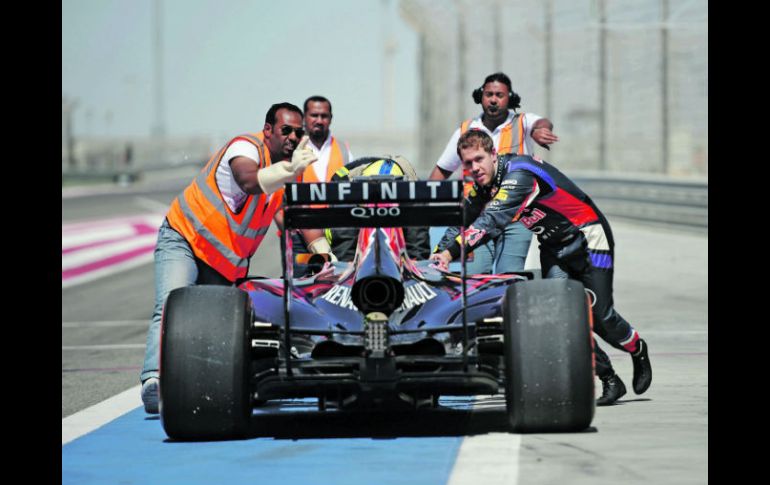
[472, 84, 521, 110]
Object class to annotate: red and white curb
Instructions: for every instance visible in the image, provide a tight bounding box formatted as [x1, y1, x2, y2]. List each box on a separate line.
[62, 214, 164, 288]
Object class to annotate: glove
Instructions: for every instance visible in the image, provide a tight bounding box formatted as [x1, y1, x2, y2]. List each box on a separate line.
[256, 136, 318, 194]
[307, 236, 338, 262]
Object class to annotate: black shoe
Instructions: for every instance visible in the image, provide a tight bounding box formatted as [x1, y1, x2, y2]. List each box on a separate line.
[596, 373, 626, 406]
[631, 339, 652, 394]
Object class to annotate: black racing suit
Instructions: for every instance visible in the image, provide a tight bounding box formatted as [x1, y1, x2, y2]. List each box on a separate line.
[436, 154, 642, 378]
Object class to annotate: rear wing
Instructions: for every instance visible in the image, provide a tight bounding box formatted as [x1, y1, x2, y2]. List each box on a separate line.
[283, 180, 467, 229]
[279, 179, 473, 375]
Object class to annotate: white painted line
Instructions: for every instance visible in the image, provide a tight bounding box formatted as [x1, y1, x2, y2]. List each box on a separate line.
[62, 320, 148, 328]
[62, 344, 146, 350]
[448, 432, 521, 485]
[62, 385, 142, 445]
[641, 330, 708, 335]
[62, 234, 157, 270]
[62, 251, 154, 289]
[61, 213, 163, 233]
[448, 395, 520, 484]
[62, 225, 138, 247]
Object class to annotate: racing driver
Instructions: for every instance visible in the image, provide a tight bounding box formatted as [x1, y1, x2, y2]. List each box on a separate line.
[431, 129, 652, 406]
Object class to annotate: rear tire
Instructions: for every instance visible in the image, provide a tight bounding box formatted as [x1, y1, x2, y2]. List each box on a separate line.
[160, 286, 252, 440]
[502, 279, 594, 432]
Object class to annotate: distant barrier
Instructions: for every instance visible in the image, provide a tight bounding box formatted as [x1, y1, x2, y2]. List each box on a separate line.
[62, 163, 708, 232]
[569, 172, 708, 231]
[61, 160, 206, 186]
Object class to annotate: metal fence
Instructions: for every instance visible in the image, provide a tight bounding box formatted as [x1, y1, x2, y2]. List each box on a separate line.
[569, 172, 707, 230]
[400, 0, 707, 177]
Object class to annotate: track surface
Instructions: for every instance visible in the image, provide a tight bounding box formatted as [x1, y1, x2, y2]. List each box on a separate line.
[62, 175, 707, 484]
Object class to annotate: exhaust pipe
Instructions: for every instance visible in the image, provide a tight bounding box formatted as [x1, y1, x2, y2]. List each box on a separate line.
[351, 229, 404, 315]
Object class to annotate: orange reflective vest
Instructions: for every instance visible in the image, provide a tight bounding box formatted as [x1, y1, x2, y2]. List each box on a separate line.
[461, 114, 525, 195]
[166, 132, 283, 282]
[300, 136, 350, 182]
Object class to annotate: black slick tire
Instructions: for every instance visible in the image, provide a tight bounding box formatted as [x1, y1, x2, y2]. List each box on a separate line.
[502, 278, 595, 432]
[159, 286, 252, 440]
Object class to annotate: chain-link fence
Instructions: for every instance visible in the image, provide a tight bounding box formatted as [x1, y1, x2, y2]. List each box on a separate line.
[400, 0, 707, 177]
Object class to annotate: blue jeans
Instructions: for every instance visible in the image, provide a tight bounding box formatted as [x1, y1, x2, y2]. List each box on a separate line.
[140, 219, 230, 382]
[466, 221, 532, 274]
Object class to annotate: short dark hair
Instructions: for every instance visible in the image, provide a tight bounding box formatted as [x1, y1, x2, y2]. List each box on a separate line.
[265, 102, 303, 125]
[457, 129, 495, 157]
[483, 72, 512, 91]
[303, 95, 332, 115]
[478, 72, 521, 110]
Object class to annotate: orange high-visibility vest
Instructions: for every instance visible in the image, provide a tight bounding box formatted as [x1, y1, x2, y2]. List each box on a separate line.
[166, 132, 283, 282]
[300, 136, 350, 182]
[460, 114, 525, 195]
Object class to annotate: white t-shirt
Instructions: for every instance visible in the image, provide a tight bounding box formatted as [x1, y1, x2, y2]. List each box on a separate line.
[215, 140, 261, 213]
[307, 134, 353, 181]
[435, 110, 543, 173]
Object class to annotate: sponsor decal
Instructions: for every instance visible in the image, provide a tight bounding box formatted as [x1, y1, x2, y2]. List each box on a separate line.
[493, 188, 508, 201]
[520, 208, 546, 228]
[351, 206, 401, 219]
[320, 284, 358, 311]
[289, 181, 460, 203]
[318, 281, 438, 313]
[397, 282, 438, 312]
[463, 226, 487, 247]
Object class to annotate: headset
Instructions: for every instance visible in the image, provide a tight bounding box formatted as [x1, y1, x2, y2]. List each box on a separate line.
[472, 73, 521, 110]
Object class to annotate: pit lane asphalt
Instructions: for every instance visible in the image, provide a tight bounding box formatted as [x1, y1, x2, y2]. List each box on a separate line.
[62, 174, 707, 484]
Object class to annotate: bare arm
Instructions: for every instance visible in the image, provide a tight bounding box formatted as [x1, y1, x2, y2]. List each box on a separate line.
[230, 156, 267, 195]
[301, 229, 326, 246]
[429, 165, 454, 180]
[530, 118, 559, 147]
[232, 136, 318, 196]
[273, 208, 284, 231]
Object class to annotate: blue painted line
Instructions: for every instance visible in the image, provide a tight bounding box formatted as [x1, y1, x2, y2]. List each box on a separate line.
[63, 399, 470, 485]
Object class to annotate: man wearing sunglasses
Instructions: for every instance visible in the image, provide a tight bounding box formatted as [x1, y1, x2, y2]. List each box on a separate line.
[140, 102, 325, 414]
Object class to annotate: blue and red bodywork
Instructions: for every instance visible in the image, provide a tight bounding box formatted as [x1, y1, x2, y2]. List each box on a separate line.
[237, 226, 527, 351]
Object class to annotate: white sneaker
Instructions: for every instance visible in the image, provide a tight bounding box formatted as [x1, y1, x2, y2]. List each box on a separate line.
[141, 377, 159, 414]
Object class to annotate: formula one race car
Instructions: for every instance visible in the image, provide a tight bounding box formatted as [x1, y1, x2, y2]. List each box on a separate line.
[159, 178, 595, 440]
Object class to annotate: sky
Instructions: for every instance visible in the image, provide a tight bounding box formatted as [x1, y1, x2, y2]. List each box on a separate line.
[62, 0, 418, 140]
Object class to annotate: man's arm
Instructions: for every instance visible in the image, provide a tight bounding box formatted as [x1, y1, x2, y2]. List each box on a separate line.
[430, 128, 463, 180]
[231, 156, 265, 195]
[433, 187, 488, 254]
[435, 171, 537, 264]
[273, 209, 284, 231]
[301, 228, 336, 260]
[530, 118, 559, 148]
[428, 165, 454, 180]
[231, 137, 318, 196]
